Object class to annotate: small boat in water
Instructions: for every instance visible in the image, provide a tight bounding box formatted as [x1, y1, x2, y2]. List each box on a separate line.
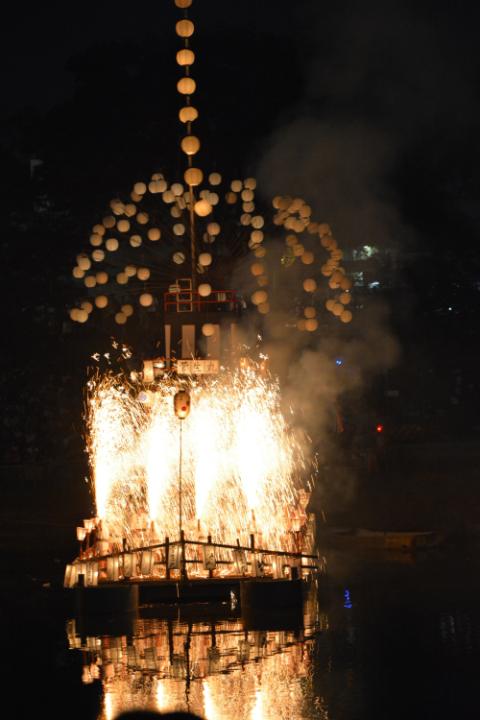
[319, 527, 444, 551]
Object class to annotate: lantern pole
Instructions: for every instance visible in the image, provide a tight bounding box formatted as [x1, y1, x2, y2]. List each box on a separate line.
[179, 417, 183, 539]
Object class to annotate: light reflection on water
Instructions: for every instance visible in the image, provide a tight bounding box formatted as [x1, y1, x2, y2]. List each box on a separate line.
[62, 546, 480, 719]
[67, 582, 329, 720]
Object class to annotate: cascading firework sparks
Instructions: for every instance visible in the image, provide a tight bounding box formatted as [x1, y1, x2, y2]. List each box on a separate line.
[87, 369, 307, 557]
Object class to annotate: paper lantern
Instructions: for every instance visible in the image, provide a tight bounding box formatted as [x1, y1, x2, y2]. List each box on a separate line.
[303, 279, 317, 292]
[321, 265, 333, 276]
[174, 0, 192, 7]
[195, 199, 211, 216]
[77, 309, 88, 323]
[134, 182, 146, 195]
[333, 303, 344, 316]
[272, 196, 282, 209]
[93, 224, 105, 236]
[258, 302, 270, 314]
[225, 192, 237, 204]
[321, 235, 332, 248]
[95, 295, 108, 308]
[106, 238, 119, 251]
[329, 279, 340, 289]
[255, 246, 266, 258]
[241, 189, 254, 202]
[332, 270, 343, 283]
[304, 307, 316, 318]
[340, 292, 351, 304]
[81, 301, 93, 314]
[244, 177, 257, 189]
[177, 48, 195, 65]
[173, 252, 185, 264]
[177, 77, 196, 94]
[179, 106, 199, 124]
[258, 275, 269, 286]
[209, 172, 222, 185]
[293, 219, 305, 233]
[92, 249, 105, 262]
[251, 263, 264, 276]
[146, 228, 160, 241]
[173, 223, 185, 236]
[308, 222, 319, 234]
[139, 293, 153, 307]
[207, 222, 220, 236]
[331, 249, 343, 260]
[77, 254, 91, 270]
[326, 299, 335, 311]
[318, 223, 331, 236]
[207, 192, 219, 205]
[174, 390, 191, 419]
[251, 230, 264, 243]
[299, 205, 312, 218]
[302, 251, 314, 264]
[240, 213, 252, 225]
[340, 310, 353, 323]
[305, 319, 318, 331]
[251, 216, 264, 229]
[172, 183, 184, 196]
[252, 291, 267, 305]
[289, 198, 304, 212]
[137, 212, 149, 224]
[125, 265, 137, 277]
[96, 271, 108, 284]
[340, 277, 352, 290]
[231, 180, 243, 192]
[122, 304, 133, 317]
[130, 191, 142, 202]
[115, 312, 127, 324]
[184, 167, 202, 186]
[293, 245, 304, 257]
[84, 276, 96, 288]
[181, 136, 200, 155]
[199, 252, 212, 266]
[137, 268, 150, 281]
[130, 235, 142, 247]
[103, 216, 115, 228]
[90, 233, 103, 246]
[197, 283, 211, 297]
[176, 19, 194, 37]
[117, 219, 130, 233]
[162, 190, 175, 204]
[117, 272, 128, 285]
[73, 267, 84, 279]
[148, 180, 159, 193]
[297, 319, 306, 331]
[171, 206, 181, 218]
[243, 201, 255, 212]
[69, 308, 79, 321]
[286, 234, 297, 247]
[111, 200, 124, 215]
[284, 217, 296, 230]
[124, 204, 136, 217]
[202, 323, 215, 337]
[328, 239, 338, 250]
[151, 172, 163, 180]
[278, 197, 292, 210]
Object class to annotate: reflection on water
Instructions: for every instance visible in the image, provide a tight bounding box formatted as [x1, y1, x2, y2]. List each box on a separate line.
[67, 582, 328, 719]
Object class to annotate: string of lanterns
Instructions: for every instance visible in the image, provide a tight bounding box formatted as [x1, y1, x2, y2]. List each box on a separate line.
[68, 0, 354, 331]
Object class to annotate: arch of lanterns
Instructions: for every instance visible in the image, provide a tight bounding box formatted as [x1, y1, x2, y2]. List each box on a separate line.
[69, 0, 354, 332]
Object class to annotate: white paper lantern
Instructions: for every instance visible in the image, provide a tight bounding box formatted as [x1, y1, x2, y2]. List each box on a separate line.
[115, 312, 127, 324]
[72, 267, 84, 279]
[81, 301, 93, 314]
[134, 182, 146, 195]
[173, 252, 185, 264]
[84, 276, 96, 288]
[92, 249, 105, 262]
[171, 183, 184, 196]
[77, 309, 89, 323]
[121, 304, 134, 317]
[95, 295, 108, 308]
[139, 293, 153, 307]
[209, 172, 222, 185]
[125, 265, 137, 277]
[251, 216, 264, 229]
[199, 253, 212, 266]
[231, 180, 243, 192]
[90, 234, 103, 247]
[207, 222, 220, 236]
[106, 238, 119, 251]
[96, 271, 108, 284]
[130, 235, 142, 247]
[137, 267, 150, 281]
[173, 223, 185, 236]
[198, 283, 212, 297]
[195, 199, 211, 216]
[116, 272, 128, 284]
[136, 212, 149, 224]
[148, 228, 161, 241]
[69, 308, 79, 321]
[77, 255, 91, 270]
[202, 323, 215, 337]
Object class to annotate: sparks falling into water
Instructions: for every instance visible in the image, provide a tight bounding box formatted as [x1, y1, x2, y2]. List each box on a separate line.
[87, 369, 307, 557]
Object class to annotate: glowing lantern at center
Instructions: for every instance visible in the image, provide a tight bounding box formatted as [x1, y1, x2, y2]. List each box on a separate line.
[174, 390, 191, 419]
